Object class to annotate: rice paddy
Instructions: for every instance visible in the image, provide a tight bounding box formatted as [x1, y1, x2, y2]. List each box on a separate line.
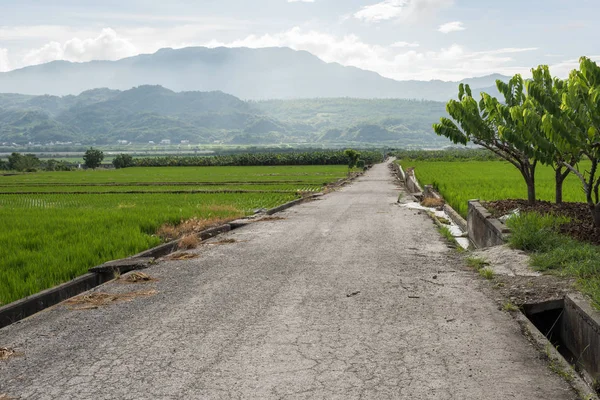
[0, 165, 347, 305]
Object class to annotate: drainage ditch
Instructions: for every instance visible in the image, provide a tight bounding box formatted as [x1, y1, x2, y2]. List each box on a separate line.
[523, 298, 599, 393]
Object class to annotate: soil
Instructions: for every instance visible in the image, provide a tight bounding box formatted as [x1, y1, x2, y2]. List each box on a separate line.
[485, 199, 600, 245]
[493, 274, 576, 306]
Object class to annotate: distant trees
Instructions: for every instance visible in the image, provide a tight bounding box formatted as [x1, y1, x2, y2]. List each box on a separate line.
[83, 148, 104, 169]
[7, 153, 41, 172]
[434, 56, 600, 227]
[112, 154, 135, 169]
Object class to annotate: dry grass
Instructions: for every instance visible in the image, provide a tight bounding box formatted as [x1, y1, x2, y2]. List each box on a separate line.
[119, 272, 157, 284]
[421, 197, 445, 208]
[0, 394, 17, 400]
[166, 252, 200, 261]
[157, 216, 239, 241]
[65, 290, 157, 310]
[256, 216, 286, 222]
[208, 238, 237, 245]
[178, 234, 200, 250]
[0, 347, 20, 361]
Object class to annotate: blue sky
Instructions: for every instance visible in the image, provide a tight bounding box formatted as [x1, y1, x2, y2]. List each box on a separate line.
[1, 0, 598, 81]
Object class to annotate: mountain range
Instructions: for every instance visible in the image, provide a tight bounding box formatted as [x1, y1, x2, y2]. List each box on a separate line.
[0, 85, 453, 146]
[0, 46, 507, 101]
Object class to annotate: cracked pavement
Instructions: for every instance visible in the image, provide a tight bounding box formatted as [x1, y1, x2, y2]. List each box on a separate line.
[0, 160, 576, 399]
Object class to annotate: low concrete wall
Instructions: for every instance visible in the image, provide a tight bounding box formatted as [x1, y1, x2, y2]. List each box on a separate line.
[0, 273, 102, 328]
[444, 204, 468, 233]
[562, 294, 600, 380]
[467, 200, 510, 248]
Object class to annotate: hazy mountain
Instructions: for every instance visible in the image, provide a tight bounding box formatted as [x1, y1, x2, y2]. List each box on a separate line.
[0, 85, 452, 147]
[0, 47, 508, 101]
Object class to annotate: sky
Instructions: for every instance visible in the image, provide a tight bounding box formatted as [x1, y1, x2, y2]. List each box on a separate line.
[1, 0, 599, 81]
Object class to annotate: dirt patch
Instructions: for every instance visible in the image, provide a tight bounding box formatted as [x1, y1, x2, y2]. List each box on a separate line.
[0, 347, 20, 361]
[473, 245, 540, 277]
[65, 290, 157, 310]
[166, 252, 200, 261]
[118, 272, 157, 284]
[494, 274, 575, 306]
[0, 394, 18, 400]
[485, 199, 600, 245]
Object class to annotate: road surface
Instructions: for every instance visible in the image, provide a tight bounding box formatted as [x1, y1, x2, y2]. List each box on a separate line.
[0, 160, 576, 399]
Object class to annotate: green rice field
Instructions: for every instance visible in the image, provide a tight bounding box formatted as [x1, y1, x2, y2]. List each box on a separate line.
[398, 160, 588, 217]
[0, 165, 347, 305]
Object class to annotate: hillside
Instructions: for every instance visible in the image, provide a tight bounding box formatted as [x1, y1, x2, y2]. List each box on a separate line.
[0, 46, 506, 101]
[0, 86, 452, 147]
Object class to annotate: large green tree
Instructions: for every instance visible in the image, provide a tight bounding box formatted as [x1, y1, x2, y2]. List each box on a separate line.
[433, 77, 543, 204]
[524, 65, 579, 204]
[538, 57, 600, 226]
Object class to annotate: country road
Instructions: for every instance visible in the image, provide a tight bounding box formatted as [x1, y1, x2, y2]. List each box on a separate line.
[0, 160, 576, 399]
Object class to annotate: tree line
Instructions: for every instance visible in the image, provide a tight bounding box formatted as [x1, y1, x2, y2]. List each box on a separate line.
[434, 56, 600, 228]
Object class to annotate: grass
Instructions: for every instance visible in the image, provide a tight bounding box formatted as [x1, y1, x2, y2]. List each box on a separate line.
[0, 165, 347, 305]
[466, 256, 488, 270]
[479, 267, 495, 280]
[398, 160, 589, 217]
[506, 212, 600, 307]
[502, 302, 520, 312]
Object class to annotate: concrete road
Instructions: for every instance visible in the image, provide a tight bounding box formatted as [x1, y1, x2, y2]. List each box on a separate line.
[0, 161, 576, 399]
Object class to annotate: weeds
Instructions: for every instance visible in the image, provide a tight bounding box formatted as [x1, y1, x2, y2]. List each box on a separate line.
[507, 212, 600, 307]
[0, 347, 19, 361]
[178, 234, 200, 250]
[502, 302, 519, 312]
[466, 256, 488, 270]
[120, 272, 156, 284]
[65, 290, 157, 310]
[545, 343, 575, 383]
[421, 197, 444, 208]
[479, 267, 495, 280]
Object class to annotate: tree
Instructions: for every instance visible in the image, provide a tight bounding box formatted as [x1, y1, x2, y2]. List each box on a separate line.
[538, 57, 600, 227]
[7, 152, 40, 172]
[344, 149, 360, 169]
[112, 153, 135, 169]
[526, 65, 579, 204]
[83, 148, 104, 169]
[433, 78, 544, 204]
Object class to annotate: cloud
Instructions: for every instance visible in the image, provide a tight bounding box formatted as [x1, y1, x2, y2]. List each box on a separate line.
[287, 0, 315, 2]
[438, 21, 465, 33]
[22, 28, 138, 66]
[391, 41, 420, 48]
[0, 48, 10, 72]
[354, 0, 453, 23]
[205, 27, 538, 81]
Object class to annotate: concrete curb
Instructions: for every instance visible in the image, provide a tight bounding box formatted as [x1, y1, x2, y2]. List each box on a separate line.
[467, 200, 510, 249]
[392, 162, 467, 237]
[0, 191, 327, 330]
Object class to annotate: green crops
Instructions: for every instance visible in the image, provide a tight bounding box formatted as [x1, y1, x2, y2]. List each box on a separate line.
[0, 165, 348, 305]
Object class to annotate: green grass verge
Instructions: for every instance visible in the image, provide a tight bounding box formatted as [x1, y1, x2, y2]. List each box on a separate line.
[506, 212, 600, 307]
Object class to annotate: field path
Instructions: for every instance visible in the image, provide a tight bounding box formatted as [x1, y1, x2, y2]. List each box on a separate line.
[0, 160, 576, 399]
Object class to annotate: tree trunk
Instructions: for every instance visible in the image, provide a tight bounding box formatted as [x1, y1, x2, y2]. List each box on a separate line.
[590, 203, 600, 229]
[520, 163, 536, 205]
[554, 167, 569, 204]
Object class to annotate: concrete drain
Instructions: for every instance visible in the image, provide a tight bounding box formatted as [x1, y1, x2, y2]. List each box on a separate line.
[522, 298, 600, 393]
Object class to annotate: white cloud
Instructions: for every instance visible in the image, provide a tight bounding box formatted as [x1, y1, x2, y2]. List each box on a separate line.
[354, 0, 453, 23]
[22, 28, 138, 67]
[438, 21, 465, 34]
[391, 41, 420, 48]
[0, 48, 10, 72]
[205, 27, 538, 81]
